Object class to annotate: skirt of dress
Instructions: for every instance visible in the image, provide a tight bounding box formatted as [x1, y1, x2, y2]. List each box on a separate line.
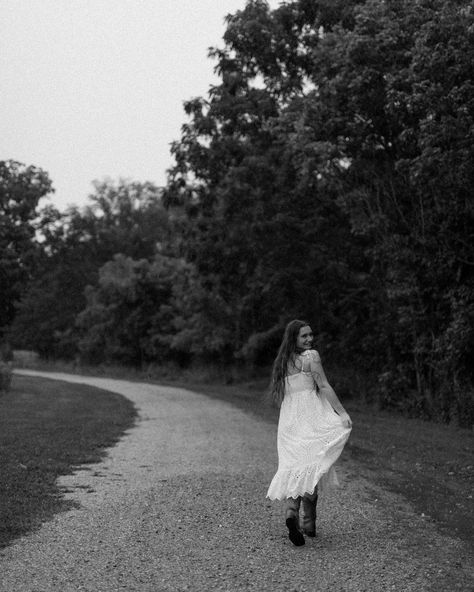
[266, 380, 351, 500]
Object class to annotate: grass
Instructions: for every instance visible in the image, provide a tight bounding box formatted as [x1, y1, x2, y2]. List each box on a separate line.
[344, 401, 474, 546]
[0, 375, 137, 549]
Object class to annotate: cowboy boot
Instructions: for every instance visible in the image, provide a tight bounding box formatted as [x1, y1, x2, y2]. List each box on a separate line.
[285, 496, 305, 546]
[301, 491, 318, 537]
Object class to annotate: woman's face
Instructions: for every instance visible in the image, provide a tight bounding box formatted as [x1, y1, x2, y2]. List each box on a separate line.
[296, 325, 313, 351]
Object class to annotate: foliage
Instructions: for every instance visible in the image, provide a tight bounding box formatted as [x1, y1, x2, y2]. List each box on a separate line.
[77, 253, 189, 366]
[0, 160, 53, 335]
[163, 0, 474, 424]
[10, 180, 168, 358]
[294, 0, 474, 421]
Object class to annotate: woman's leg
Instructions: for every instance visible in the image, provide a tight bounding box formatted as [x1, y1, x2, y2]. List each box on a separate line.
[285, 496, 305, 546]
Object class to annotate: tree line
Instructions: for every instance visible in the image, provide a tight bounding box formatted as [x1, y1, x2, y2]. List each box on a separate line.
[2, 0, 473, 425]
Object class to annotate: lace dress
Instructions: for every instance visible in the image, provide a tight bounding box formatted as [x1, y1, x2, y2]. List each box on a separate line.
[266, 350, 351, 500]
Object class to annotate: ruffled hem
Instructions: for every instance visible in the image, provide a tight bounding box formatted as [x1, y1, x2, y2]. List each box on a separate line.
[266, 463, 339, 501]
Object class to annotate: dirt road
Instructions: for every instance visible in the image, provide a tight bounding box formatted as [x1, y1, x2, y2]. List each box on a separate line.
[1, 371, 472, 591]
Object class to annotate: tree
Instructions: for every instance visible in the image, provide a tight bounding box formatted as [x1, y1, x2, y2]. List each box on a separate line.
[0, 160, 53, 335]
[163, 1, 365, 365]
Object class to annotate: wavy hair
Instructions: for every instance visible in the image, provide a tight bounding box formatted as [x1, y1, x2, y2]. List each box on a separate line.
[269, 319, 311, 407]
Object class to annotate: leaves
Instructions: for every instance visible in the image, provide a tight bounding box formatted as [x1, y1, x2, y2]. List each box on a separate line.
[0, 160, 53, 334]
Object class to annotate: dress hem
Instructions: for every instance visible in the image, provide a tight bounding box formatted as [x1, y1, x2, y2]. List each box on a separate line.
[266, 464, 340, 501]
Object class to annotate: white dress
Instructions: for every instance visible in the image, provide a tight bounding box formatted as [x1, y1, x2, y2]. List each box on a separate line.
[266, 350, 351, 500]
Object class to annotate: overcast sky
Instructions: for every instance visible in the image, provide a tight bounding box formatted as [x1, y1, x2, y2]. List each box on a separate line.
[1, 0, 280, 210]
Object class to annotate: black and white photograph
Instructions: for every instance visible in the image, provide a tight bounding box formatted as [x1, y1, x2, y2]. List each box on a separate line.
[1, 1, 473, 590]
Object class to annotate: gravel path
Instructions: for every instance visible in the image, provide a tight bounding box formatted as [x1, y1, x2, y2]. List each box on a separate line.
[1, 370, 472, 592]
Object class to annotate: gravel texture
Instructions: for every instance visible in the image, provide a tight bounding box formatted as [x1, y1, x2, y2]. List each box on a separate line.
[1, 370, 472, 592]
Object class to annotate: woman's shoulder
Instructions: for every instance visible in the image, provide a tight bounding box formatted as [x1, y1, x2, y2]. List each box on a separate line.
[300, 349, 321, 361]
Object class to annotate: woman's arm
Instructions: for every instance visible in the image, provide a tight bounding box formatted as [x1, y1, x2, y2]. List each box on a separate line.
[310, 351, 352, 429]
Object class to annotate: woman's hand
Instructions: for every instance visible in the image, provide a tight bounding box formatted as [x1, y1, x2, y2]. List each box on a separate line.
[339, 411, 352, 429]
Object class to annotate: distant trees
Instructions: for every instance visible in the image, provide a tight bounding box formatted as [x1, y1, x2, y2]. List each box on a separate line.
[76, 252, 190, 366]
[5, 1, 474, 425]
[11, 180, 169, 358]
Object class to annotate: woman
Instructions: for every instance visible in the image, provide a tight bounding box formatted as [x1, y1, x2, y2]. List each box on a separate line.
[266, 319, 352, 546]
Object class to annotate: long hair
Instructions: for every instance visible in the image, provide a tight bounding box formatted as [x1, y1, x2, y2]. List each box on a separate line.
[269, 319, 310, 407]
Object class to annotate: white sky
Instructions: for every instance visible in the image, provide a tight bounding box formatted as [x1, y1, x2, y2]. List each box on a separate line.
[1, 0, 280, 210]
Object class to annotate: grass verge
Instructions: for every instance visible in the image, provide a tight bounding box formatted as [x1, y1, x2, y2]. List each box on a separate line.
[343, 401, 474, 546]
[0, 375, 137, 549]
